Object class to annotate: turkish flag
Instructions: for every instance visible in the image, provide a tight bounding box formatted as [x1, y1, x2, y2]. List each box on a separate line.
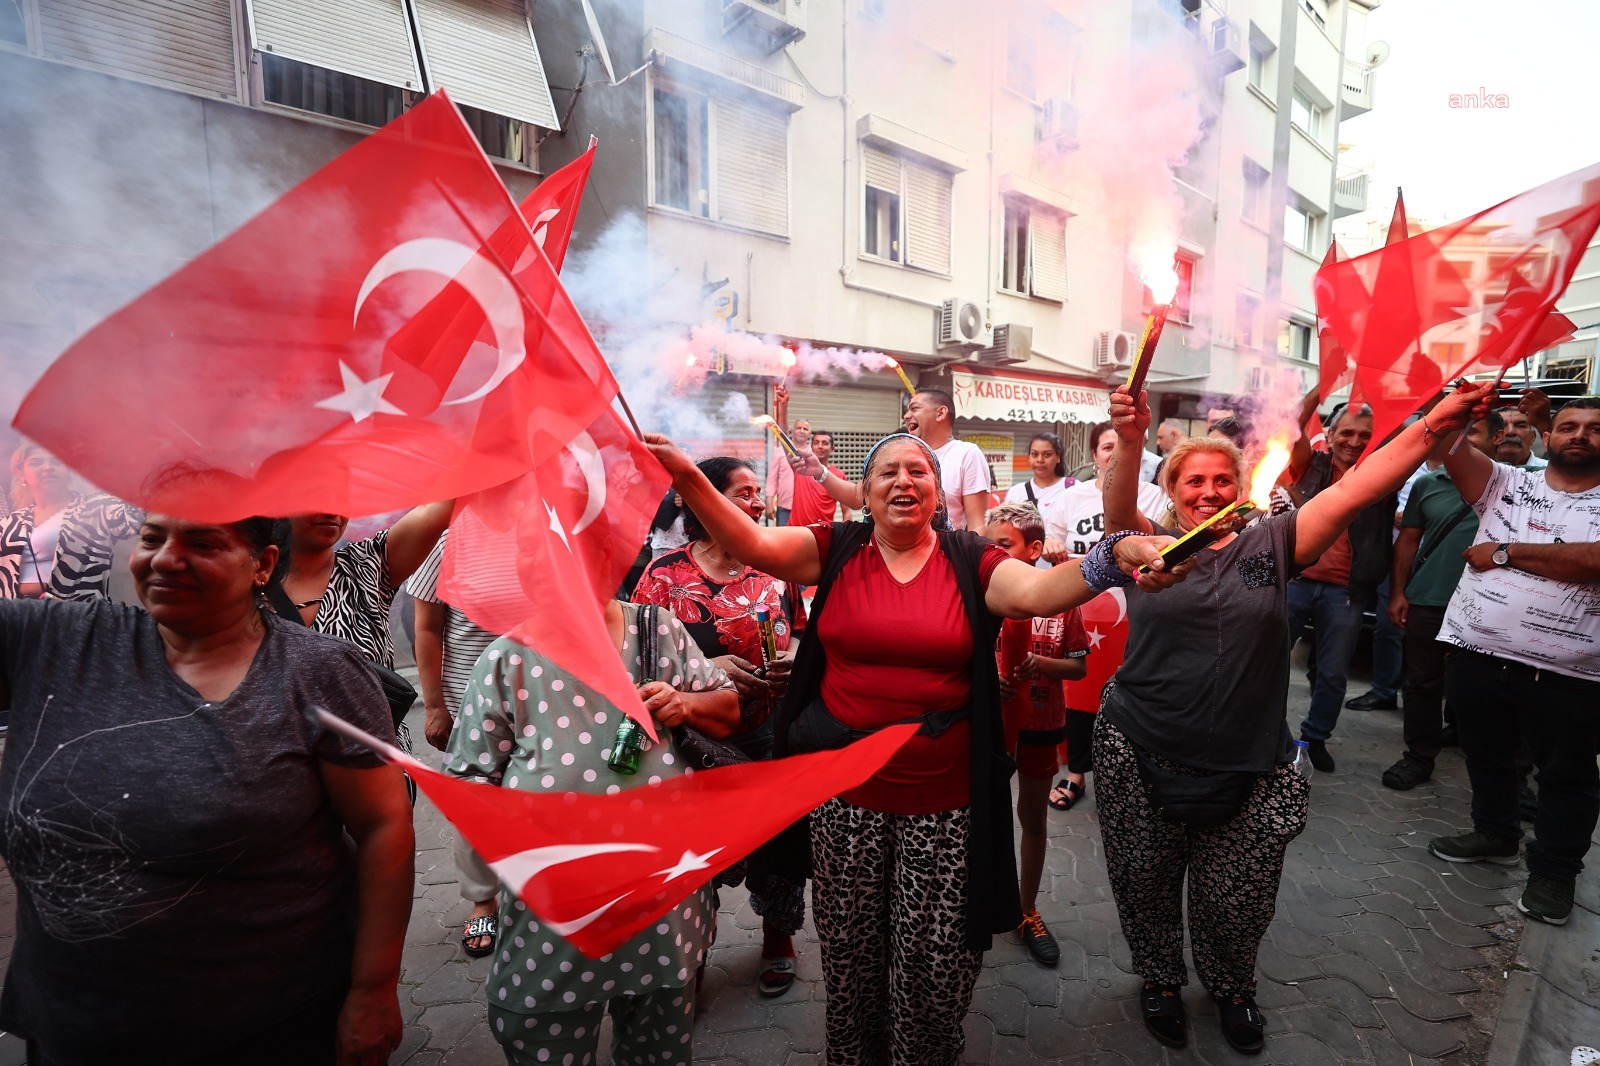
[1317, 163, 1600, 457]
[315, 708, 916, 958]
[1313, 240, 1354, 401]
[13, 93, 615, 522]
[518, 136, 597, 272]
[437, 403, 672, 736]
[1061, 590, 1130, 714]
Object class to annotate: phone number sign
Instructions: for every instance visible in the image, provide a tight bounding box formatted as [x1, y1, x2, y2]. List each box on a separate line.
[950, 370, 1109, 425]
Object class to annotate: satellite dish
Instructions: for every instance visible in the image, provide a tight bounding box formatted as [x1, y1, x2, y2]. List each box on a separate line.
[1367, 41, 1391, 68]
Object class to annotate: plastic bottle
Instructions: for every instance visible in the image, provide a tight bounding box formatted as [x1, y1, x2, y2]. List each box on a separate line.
[1290, 739, 1314, 786]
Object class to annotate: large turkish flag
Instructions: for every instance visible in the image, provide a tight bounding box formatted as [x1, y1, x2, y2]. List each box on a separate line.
[13, 93, 614, 522]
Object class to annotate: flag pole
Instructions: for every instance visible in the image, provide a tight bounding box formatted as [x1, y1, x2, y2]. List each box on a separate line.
[429, 179, 649, 440]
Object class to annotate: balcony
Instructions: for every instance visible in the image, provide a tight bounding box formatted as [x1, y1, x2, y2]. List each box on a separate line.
[1333, 173, 1369, 219]
[1340, 57, 1375, 118]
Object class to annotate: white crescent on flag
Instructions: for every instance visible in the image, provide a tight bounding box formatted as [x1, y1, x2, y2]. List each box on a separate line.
[490, 842, 661, 896]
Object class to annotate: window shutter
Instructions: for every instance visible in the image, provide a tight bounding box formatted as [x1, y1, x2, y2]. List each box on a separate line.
[410, 0, 559, 129]
[712, 96, 789, 236]
[36, 0, 240, 100]
[1029, 210, 1068, 302]
[248, 0, 424, 91]
[863, 145, 902, 192]
[903, 159, 952, 275]
[912, 0, 954, 57]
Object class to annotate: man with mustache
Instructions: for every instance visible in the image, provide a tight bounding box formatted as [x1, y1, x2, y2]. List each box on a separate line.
[1426, 398, 1600, 928]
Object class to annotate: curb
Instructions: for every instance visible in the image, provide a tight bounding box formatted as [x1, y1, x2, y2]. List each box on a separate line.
[1487, 897, 1600, 1066]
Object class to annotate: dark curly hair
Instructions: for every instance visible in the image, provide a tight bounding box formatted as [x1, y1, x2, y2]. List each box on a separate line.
[681, 457, 757, 541]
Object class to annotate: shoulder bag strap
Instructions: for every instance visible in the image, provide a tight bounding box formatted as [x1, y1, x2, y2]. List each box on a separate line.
[1408, 501, 1474, 580]
[634, 603, 660, 684]
[1024, 481, 1036, 505]
[265, 582, 307, 626]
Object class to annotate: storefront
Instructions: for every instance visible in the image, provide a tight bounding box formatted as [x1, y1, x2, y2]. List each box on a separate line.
[947, 367, 1112, 487]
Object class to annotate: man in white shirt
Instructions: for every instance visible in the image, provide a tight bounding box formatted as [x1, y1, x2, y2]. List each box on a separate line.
[1425, 398, 1600, 928]
[903, 388, 990, 531]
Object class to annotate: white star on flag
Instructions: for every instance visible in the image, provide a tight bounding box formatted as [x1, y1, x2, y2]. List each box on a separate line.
[1086, 626, 1105, 650]
[545, 502, 572, 550]
[314, 360, 404, 422]
[654, 848, 724, 882]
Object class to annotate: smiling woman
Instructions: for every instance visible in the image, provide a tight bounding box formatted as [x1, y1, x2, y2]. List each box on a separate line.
[0, 514, 414, 1063]
[642, 428, 1182, 1066]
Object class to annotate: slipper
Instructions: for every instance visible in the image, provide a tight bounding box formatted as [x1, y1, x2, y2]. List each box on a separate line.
[1048, 779, 1084, 811]
[757, 955, 796, 998]
[462, 913, 498, 959]
[1141, 982, 1187, 1049]
[1214, 994, 1265, 1054]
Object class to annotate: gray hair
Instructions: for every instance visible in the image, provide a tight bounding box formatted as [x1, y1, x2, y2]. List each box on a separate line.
[859, 433, 950, 531]
[983, 501, 1044, 544]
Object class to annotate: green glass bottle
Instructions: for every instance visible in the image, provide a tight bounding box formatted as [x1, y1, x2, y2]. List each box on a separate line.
[607, 717, 646, 775]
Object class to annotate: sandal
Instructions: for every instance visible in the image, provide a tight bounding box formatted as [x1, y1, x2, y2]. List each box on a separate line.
[1048, 779, 1084, 811]
[462, 912, 498, 959]
[1141, 982, 1187, 1049]
[1215, 994, 1265, 1054]
[757, 955, 796, 998]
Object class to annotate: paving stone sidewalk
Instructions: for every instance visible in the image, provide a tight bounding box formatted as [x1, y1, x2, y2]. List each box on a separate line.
[1, 661, 1592, 1064]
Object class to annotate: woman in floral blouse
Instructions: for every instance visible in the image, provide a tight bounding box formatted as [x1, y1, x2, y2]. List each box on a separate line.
[632, 456, 808, 998]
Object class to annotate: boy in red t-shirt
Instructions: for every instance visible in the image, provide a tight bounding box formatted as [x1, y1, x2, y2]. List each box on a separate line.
[985, 502, 1090, 967]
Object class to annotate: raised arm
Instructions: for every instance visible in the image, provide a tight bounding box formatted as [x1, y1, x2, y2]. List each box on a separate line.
[1105, 388, 1158, 535]
[1440, 401, 1498, 507]
[791, 449, 865, 510]
[1296, 382, 1491, 566]
[644, 434, 824, 585]
[1287, 383, 1322, 482]
[384, 501, 453, 586]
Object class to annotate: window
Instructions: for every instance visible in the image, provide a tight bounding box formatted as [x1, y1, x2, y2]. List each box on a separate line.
[1170, 256, 1196, 324]
[262, 53, 409, 128]
[862, 145, 952, 274]
[1280, 319, 1314, 363]
[1248, 39, 1270, 91]
[1242, 161, 1269, 226]
[1006, 23, 1036, 100]
[1290, 88, 1322, 139]
[999, 199, 1068, 302]
[650, 82, 790, 236]
[1, 0, 26, 47]
[1236, 292, 1262, 349]
[1284, 197, 1320, 253]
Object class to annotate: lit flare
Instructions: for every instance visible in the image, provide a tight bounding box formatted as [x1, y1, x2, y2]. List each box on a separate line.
[883, 356, 917, 397]
[750, 415, 801, 457]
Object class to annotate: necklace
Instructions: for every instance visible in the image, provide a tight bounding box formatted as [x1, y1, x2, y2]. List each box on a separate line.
[695, 541, 740, 578]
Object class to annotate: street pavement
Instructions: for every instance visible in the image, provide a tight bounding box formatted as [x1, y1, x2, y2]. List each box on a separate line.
[1, 655, 1596, 1064]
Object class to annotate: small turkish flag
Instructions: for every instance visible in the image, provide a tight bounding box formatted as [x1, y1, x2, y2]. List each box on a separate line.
[13, 93, 614, 522]
[1061, 590, 1130, 714]
[1317, 163, 1600, 458]
[314, 708, 916, 958]
[438, 403, 671, 736]
[518, 136, 597, 272]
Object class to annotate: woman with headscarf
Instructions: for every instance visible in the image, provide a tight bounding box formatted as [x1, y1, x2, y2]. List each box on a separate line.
[643, 429, 1185, 1066]
[1096, 381, 1490, 1054]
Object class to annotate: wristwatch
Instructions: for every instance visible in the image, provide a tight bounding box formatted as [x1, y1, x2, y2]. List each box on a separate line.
[1491, 543, 1511, 568]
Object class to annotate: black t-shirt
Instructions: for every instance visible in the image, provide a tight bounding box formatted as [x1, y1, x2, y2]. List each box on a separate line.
[0, 600, 392, 1062]
[1102, 512, 1299, 772]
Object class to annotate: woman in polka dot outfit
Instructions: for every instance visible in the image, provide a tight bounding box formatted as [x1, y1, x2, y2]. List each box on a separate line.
[444, 597, 738, 1065]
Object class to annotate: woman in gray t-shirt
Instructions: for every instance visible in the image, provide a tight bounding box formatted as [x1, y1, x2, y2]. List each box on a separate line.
[1095, 382, 1490, 1056]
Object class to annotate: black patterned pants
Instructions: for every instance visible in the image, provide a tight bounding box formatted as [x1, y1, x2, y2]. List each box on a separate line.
[1093, 716, 1308, 998]
[809, 797, 984, 1066]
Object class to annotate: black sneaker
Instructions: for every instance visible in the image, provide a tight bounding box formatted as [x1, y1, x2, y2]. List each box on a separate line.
[1382, 756, 1432, 791]
[1345, 690, 1398, 711]
[1428, 830, 1520, 865]
[1302, 737, 1335, 773]
[1018, 909, 1060, 967]
[1516, 874, 1575, 925]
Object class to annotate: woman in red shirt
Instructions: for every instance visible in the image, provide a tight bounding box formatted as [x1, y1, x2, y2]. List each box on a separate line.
[645, 430, 1184, 1065]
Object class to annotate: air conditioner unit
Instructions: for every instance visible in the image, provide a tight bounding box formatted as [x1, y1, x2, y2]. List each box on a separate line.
[1094, 330, 1138, 371]
[1208, 18, 1246, 76]
[938, 297, 993, 349]
[974, 323, 1032, 367]
[721, 0, 805, 53]
[1036, 97, 1079, 152]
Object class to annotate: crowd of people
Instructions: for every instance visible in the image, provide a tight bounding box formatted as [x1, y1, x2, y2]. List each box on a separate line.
[0, 374, 1595, 1064]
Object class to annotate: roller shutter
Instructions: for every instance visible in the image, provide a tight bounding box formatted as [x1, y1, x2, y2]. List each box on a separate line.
[903, 157, 952, 275]
[1029, 209, 1068, 302]
[37, 0, 240, 100]
[410, 0, 559, 129]
[713, 95, 788, 236]
[247, 0, 424, 90]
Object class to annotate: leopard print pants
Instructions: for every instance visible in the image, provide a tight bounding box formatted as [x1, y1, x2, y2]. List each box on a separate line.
[1093, 716, 1309, 998]
[809, 797, 984, 1066]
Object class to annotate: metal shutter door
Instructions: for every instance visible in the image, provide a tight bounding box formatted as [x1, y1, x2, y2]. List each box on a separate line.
[37, 0, 240, 100]
[1029, 210, 1068, 302]
[904, 159, 952, 275]
[713, 96, 788, 236]
[786, 383, 904, 479]
[410, 0, 559, 129]
[247, 0, 424, 90]
[862, 145, 901, 192]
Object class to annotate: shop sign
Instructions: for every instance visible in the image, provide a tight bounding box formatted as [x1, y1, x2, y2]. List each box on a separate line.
[951, 369, 1108, 424]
